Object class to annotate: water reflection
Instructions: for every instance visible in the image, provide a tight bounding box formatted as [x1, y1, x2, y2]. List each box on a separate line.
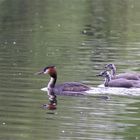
[57, 96, 140, 140]
[0, 0, 140, 140]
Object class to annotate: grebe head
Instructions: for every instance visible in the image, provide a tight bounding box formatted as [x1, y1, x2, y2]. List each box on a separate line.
[97, 70, 109, 77]
[105, 64, 115, 70]
[97, 70, 112, 86]
[43, 66, 56, 76]
[36, 65, 57, 77]
[97, 70, 110, 77]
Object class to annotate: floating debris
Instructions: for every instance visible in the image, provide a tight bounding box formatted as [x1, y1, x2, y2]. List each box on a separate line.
[13, 41, 16, 45]
[2, 122, 6, 125]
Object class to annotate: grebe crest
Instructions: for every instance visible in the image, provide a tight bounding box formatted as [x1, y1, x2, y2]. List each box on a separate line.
[105, 64, 115, 70]
[36, 65, 56, 77]
[43, 65, 57, 78]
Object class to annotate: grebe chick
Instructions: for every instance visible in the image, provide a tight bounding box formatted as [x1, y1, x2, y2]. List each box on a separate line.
[97, 70, 140, 88]
[105, 64, 140, 80]
[36, 66, 91, 96]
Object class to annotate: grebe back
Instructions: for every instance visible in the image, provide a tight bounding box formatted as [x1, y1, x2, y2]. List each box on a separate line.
[105, 64, 140, 80]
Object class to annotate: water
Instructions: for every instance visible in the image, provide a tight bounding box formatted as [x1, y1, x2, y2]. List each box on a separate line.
[0, 0, 140, 140]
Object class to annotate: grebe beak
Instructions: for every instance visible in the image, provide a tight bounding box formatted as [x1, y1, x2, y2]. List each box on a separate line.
[35, 68, 49, 75]
[96, 74, 102, 76]
[34, 70, 44, 75]
[104, 64, 109, 69]
[96, 70, 107, 77]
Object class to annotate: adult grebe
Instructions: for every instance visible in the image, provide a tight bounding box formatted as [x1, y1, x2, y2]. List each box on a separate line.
[36, 66, 91, 96]
[97, 70, 140, 88]
[105, 64, 140, 80]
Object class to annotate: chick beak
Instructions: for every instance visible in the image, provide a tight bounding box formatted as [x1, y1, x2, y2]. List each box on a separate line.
[96, 74, 102, 76]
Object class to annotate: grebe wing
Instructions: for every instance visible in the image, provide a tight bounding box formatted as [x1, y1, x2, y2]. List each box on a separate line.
[53, 82, 91, 96]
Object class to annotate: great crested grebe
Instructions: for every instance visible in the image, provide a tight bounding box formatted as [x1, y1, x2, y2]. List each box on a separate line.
[105, 64, 140, 80]
[36, 66, 111, 109]
[97, 70, 140, 88]
[36, 66, 91, 96]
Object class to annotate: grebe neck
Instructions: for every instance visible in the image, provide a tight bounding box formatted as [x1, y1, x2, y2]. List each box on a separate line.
[48, 75, 57, 89]
[111, 65, 116, 78]
[104, 74, 111, 87]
